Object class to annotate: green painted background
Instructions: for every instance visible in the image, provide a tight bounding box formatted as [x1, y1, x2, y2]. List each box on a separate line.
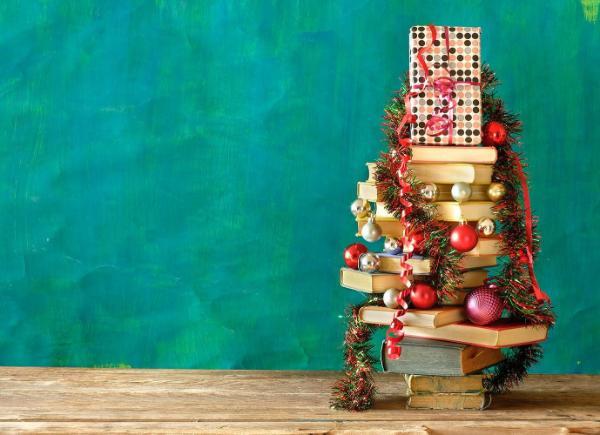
[0, 0, 598, 373]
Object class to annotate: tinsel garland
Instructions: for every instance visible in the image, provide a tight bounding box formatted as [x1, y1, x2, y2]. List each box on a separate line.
[330, 303, 377, 411]
[332, 65, 555, 410]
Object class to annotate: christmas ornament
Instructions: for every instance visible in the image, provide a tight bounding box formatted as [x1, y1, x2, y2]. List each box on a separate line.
[343, 243, 368, 269]
[358, 252, 380, 273]
[450, 223, 479, 252]
[350, 199, 371, 218]
[477, 217, 496, 236]
[361, 215, 382, 242]
[419, 183, 439, 202]
[483, 121, 507, 146]
[383, 288, 401, 309]
[383, 237, 402, 254]
[487, 182, 507, 202]
[404, 231, 425, 254]
[450, 182, 472, 203]
[410, 283, 437, 309]
[465, 286, 504, 325]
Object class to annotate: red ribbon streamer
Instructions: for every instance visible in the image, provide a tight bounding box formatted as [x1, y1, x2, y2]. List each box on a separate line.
[513, 157, 550, 302]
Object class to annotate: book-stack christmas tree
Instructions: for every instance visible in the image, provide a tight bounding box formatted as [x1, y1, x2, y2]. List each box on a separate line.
[332, 25, 554, 411]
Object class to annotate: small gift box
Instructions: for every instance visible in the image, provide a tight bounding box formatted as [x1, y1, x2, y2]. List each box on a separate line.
[409, 25, 482, 145]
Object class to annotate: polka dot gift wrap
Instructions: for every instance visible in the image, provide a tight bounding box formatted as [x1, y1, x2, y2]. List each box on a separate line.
[409, 25, 482, 145]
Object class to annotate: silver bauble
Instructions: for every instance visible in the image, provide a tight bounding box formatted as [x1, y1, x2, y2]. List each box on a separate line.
[420, 183, 439, 202]
[451, 182, 472, 203]
[350, 198, 371, 218]
[383, 236, 402, 254]
[361, 216, 382, 242]
[358, 252, 380, 273]
[477, 217, 496, 236]
[383, 288, 401, 308]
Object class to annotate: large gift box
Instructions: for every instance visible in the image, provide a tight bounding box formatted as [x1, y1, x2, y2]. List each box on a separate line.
[409, 25, 482, 145]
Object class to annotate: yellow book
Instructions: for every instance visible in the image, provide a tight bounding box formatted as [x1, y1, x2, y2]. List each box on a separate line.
[406, 392, 492, 410]
[439, 288, 472, 306]
[339, 268, 409, 293]
[464, 237, 502, 256]
[403, 321, 549, 349]
[356, 181, 382, 202]
[409, 146, 497, 164]
[366, 162, 377, 182]
[356, 218, 404, 239]
[405, 374, 488, 394]
[359, 306, 465, 328]
[434, 201, 495, 222]
[408, 163, 493, 184]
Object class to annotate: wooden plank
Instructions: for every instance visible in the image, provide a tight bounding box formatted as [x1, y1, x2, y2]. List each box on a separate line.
[0, 368, 597, 434]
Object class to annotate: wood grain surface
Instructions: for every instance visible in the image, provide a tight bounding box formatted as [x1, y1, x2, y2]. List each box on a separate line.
[0, 368, 598, 433]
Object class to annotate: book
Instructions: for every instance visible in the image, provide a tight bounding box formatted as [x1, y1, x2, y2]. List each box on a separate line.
[434, 201, 495, 222]
[356, 181, 381, 202]
[439, 288, 472, 306]
[359, 306, 465, 328]
[464, 237, 502, 256]
[405, 374, 487, 394]
[381, 338, 504, 376]
[357, 180, 489, 202]
[378, 254, 497, 275]
[372, 201, 495, 222]
[367, 162, 377, 182]
[409, 146, 497, 164]
[408, 163, 493, 184]
[356, 217, 404, 239]
[401, 320, 549, 349]
[406, 392, 492, 410]
[339, 268, 409, 293]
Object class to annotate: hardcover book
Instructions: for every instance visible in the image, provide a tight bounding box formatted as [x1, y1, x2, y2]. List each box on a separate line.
[380, 338, 504, 376]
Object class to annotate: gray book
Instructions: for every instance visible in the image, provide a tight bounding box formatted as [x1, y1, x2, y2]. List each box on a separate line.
[380, 338, 504, 376]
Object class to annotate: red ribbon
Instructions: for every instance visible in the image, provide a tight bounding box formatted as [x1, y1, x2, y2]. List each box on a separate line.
[513, 157, 550, 302]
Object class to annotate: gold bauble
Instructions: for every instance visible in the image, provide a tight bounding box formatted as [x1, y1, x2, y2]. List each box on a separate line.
[350, 198, 371, 218]
[420, 183, 439, 202]
[487, 182, 507, 202]
[476, 217, 496, 236]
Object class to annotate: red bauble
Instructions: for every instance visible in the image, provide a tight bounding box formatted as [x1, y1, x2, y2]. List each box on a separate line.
[410, 283, 437, 309]
[343, 243, 368, 269]
[405, 231, 425, 254]
[450, 223, 479, 253]
[465, 286, 504, 325]
[483, 121, 507, 146]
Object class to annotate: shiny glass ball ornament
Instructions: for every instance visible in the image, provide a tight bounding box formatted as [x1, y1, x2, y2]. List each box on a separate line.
[450, 223, 479, 253]
[419, 183, 439, 202]
[465, 286, 504, 325]
[343, 243, 368, 269]
[350, 198, 371, 218]
[383, 237, 402, 254]
[476, 217, 496, 237]
[487, 182, 507, 202]
[358, 252, 380, 273]
[482, 121, 508, 146]
[410, 283, 438, 309]
[361, 216, 382, 242]
[451, 182, 472, 203]
[383, 288, 401, 308]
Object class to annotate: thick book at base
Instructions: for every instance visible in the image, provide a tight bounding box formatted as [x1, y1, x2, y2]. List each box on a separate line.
[405, 374, 486, 394]
[359, 306, 465, 328]
[380, 338, 504, 376]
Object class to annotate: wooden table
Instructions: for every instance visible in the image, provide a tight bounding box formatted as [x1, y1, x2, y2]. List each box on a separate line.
[0, 368, 598, 434]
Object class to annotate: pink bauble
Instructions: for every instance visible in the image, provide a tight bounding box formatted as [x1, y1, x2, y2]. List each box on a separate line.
[465, 287, 504, 325]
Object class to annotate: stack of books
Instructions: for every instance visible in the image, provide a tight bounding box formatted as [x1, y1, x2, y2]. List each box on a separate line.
[342, 146, 549, 409]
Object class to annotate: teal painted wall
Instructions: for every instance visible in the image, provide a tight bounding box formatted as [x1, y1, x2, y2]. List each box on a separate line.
[0, 1, 597, 373]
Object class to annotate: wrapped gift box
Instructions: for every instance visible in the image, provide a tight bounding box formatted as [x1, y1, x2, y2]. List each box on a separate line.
[409, 25, 482, 145]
